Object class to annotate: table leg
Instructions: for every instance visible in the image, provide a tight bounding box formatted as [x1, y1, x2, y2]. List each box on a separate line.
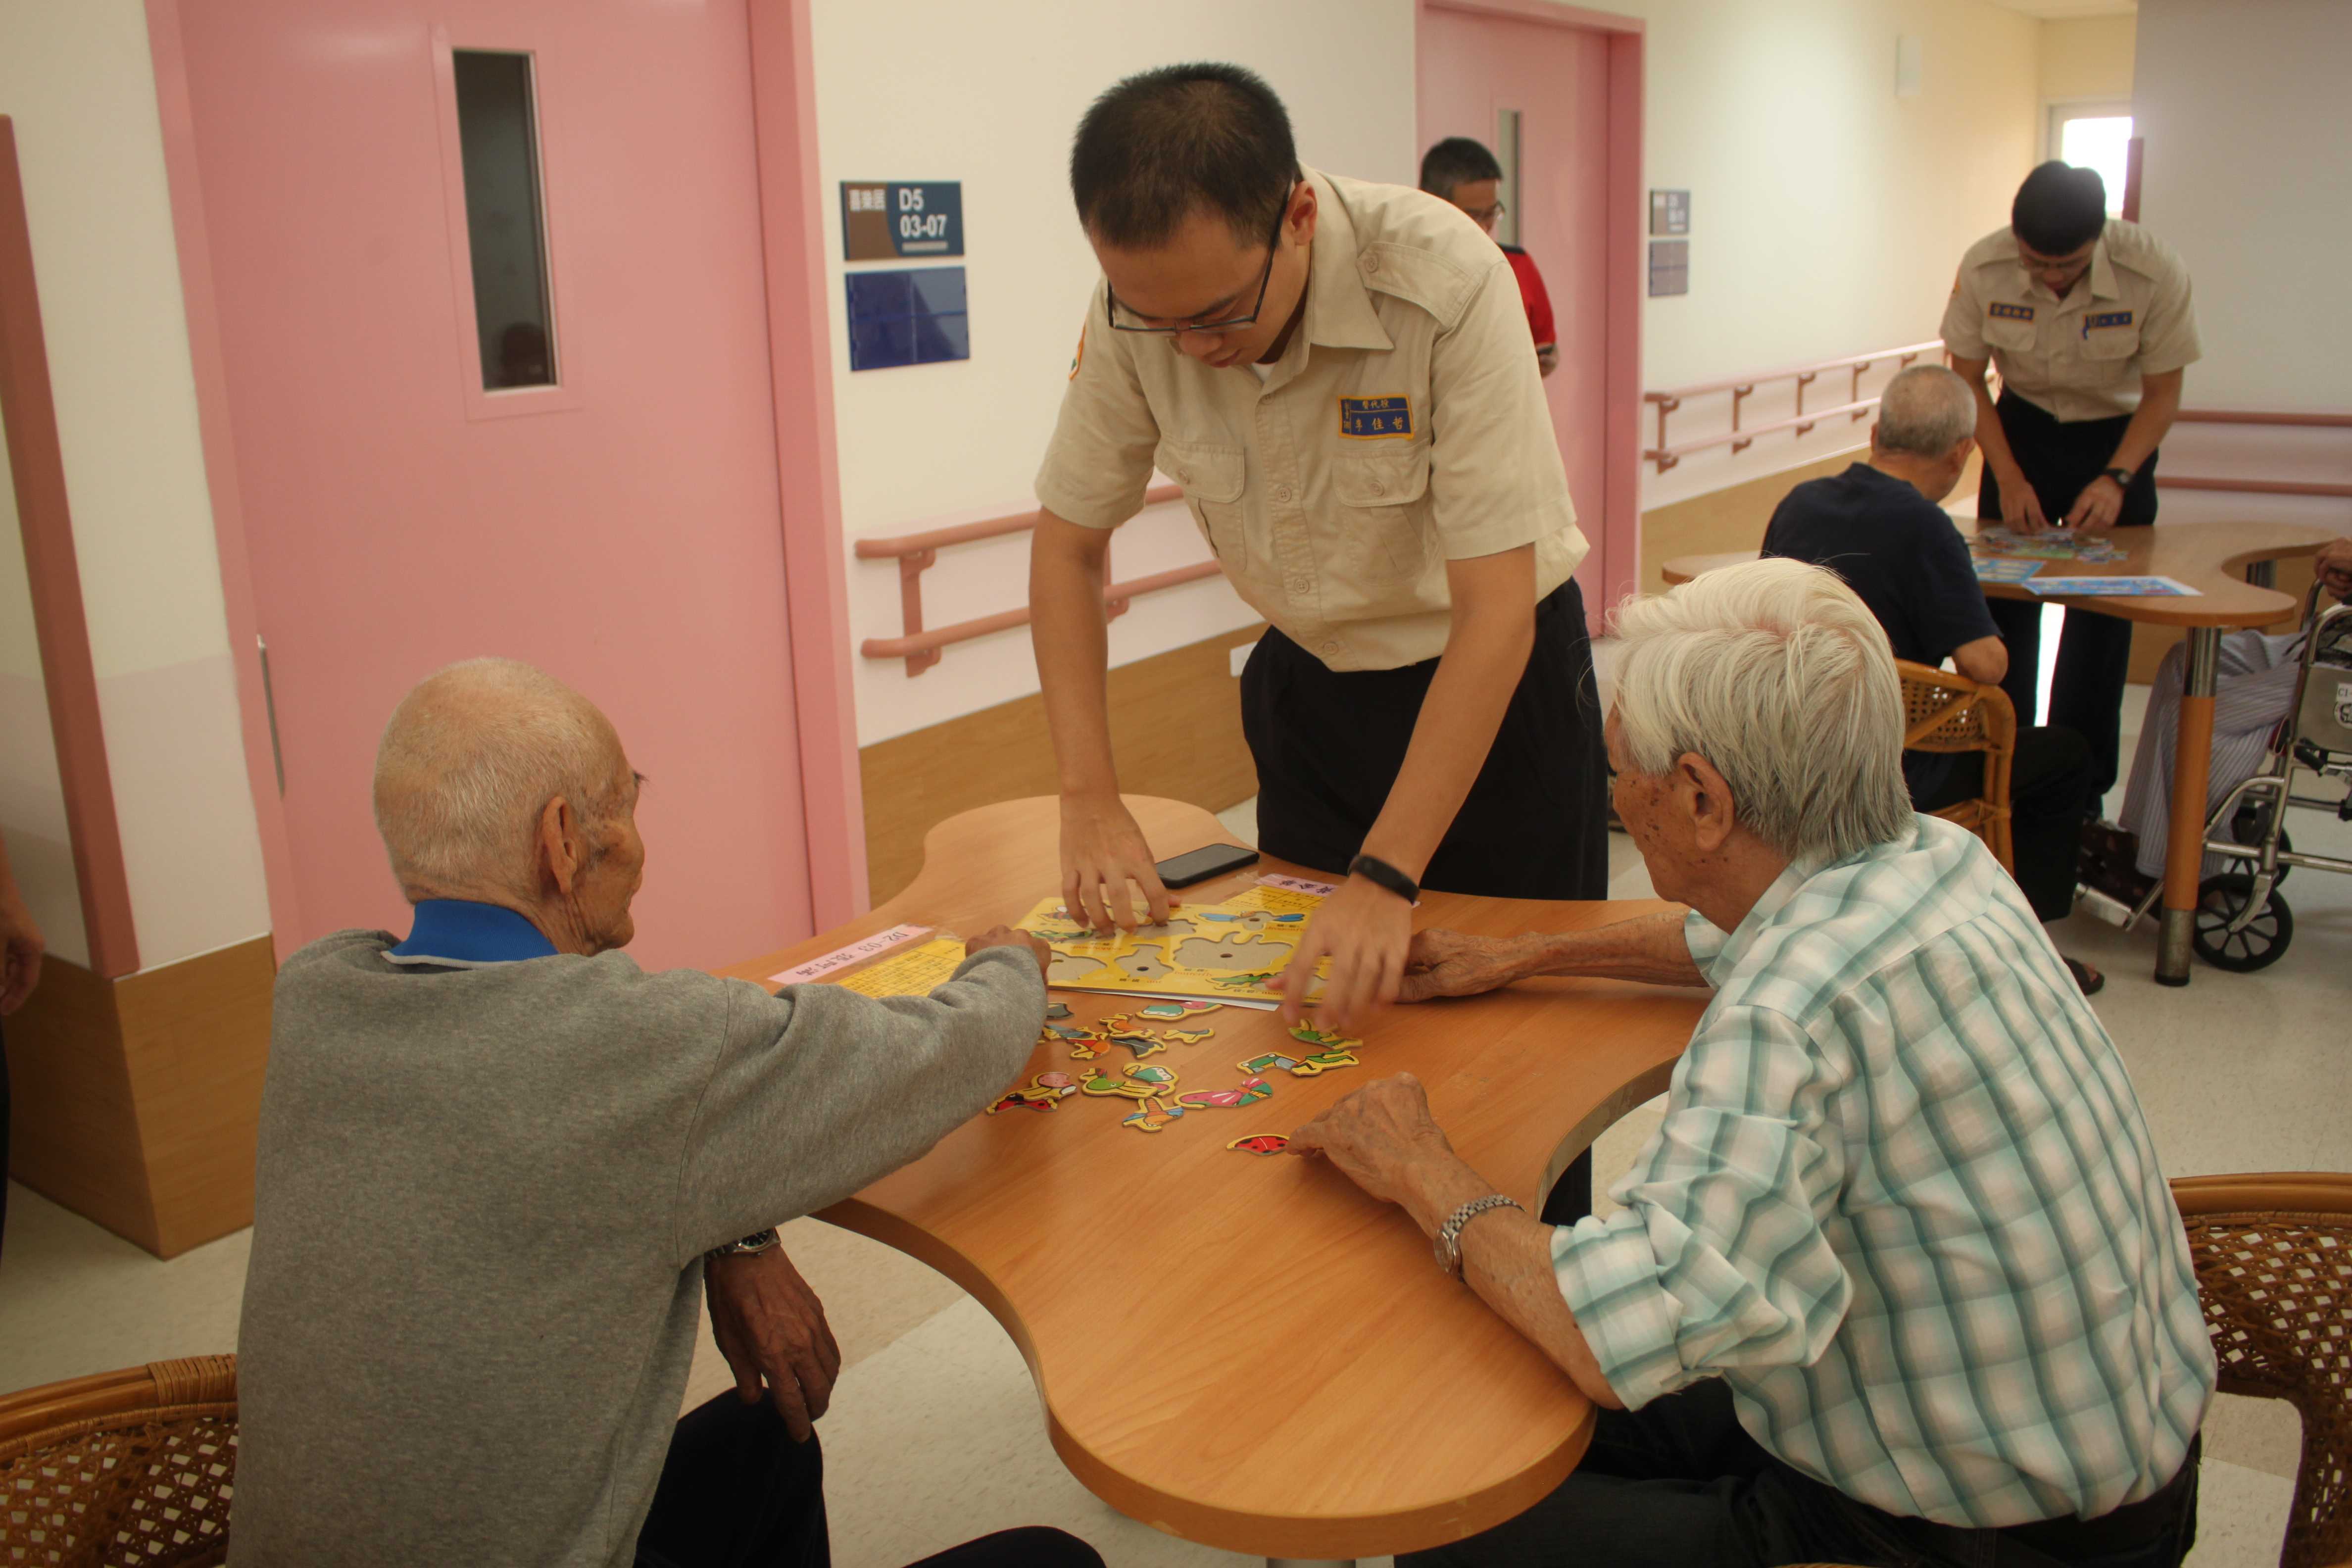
[2156, 626, 2222, 985]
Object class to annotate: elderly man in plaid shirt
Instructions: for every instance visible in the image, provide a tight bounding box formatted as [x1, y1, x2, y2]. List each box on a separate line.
[1291, 558, 2214, 1568]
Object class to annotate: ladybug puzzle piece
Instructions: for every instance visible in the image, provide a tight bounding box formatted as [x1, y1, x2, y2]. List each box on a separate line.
[1227, 1133, 1290, 1156]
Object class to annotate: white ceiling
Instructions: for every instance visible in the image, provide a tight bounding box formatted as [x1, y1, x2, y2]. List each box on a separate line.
[1980, 0, 2136, 17]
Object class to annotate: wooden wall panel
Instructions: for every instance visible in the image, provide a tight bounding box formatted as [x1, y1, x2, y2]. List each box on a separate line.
[4, 935, 275, 1257]
[860, 625, 1264, 903]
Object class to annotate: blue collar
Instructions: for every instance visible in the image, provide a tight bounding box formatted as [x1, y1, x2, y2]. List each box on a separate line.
[385, 899, 559, 966]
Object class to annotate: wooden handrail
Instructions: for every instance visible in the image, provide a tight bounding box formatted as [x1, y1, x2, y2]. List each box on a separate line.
[855, 482, 1220, 676]
[1643, 340, 1943, 472]
[2175, 409, 2352, 429]
[854, 483, 1185, 560]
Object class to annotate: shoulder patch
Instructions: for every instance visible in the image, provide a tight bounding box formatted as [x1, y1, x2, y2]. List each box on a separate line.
[1988, 301, 2035, 322]
[1338, 395, 1413, 440]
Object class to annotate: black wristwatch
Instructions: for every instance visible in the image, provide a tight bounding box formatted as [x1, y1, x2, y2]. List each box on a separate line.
[2100, 465, 2135, 487]
[707, 1227, 780, 1261]
[1348, 854, 1420, 905]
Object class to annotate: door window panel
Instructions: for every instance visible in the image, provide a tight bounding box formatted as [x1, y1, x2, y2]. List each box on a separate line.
[452, 50, 557, 389]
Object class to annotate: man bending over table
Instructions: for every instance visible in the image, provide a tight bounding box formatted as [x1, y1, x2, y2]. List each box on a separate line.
[232, 659, 1101, 1568]
[1291, 560, 2214, 1568]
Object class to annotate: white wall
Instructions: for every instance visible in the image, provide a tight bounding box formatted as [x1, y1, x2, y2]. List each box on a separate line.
[1604, 0, 2044, 508]
[0, 412, 88, 966]
[2039, 14, 2134, 109]
[811, 0, 1418, 746]
[0, 0, 271, 970]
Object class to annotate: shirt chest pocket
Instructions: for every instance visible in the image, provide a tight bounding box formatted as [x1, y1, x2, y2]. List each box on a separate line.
[1980, 314, 2038, 356]
[2077, 315, 2142, 363]
[1156, 439, 1250, 570]
[1329, 447, 1432, 584]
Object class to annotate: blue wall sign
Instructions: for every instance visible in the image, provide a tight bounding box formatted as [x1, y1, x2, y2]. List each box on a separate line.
[841, 182, 964, 261]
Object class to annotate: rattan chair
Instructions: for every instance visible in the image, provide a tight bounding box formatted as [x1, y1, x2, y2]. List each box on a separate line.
[1896, 658, 2016, 873]
[0, 1355, 237, 1567]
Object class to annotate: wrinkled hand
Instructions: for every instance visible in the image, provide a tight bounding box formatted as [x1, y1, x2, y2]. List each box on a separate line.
[1288, 1073, 1455, 1207]
[705, 1245, 840, 1442]
[2317, 538, 2352, 603]
[965, 925, 1053, 978]
[1280, 874, 1413, 1030]
[1059, 793, 1170, 932]
[2065, 474, 2126, 534]
[1999, 469, 2052, 535]
[1398, 929, 1522, 1003]
[0, 884, 43, 1016]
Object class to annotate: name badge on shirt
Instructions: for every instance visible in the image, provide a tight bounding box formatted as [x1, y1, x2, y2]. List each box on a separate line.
[1338, 395, 1414, 440]
[1988, 302, 2035, 322]
[2084, 309, 2134, 333]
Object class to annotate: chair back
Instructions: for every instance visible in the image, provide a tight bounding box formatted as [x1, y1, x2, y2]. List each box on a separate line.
[2173, 1173, 2352, 1568]
[1895, 658, 2016, 872]
[0, 1356, 238, 1567]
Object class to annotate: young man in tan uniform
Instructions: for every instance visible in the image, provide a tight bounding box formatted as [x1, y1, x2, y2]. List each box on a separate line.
[1028, 63, 1607, 1084]
[1943, 160, 2202, 794]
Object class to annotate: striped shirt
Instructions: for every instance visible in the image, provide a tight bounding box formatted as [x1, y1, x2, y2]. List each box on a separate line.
[1554, 815, 2214, 1528]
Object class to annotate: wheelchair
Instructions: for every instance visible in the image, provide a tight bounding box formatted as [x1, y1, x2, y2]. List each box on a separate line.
[2126, 579, 2352, 970]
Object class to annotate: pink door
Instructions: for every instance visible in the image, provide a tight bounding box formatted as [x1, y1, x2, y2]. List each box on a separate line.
[1419, 2, 1638, 617]
[169, 0, 813, 971]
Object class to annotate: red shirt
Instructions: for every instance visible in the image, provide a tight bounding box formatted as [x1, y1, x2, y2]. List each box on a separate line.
[1500, 244, 1556, 350]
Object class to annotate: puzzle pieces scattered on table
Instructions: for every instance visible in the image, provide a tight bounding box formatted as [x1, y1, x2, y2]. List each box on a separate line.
[1045, 1002, 1073, 1020]
[1227, 1132, 1290, 1155]
[1177, 1077, 1272, 1110]
[1157, 1028, 1215, 1045]
[1288, 1023, 1363, 1052]
[1121, 1096, 1185, 1133]
[1239, 1049, 1359, 1078]
[1104, 1031, 1166, 1060]
[985, 1071, 1080, 1115]
[1079, 1063, 1181, 1099]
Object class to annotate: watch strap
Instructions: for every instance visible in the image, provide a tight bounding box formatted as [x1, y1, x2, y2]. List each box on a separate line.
[708, 1226, 780, 1260]
[2101, 465, 2135, 486]
[1348, 853, 1421, 905]
[1433, 1193, 1523, 1278]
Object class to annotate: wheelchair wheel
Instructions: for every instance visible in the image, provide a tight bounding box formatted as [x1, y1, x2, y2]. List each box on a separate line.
[2192, 875, 2294, 972]
[2227, 806, 2292, 886]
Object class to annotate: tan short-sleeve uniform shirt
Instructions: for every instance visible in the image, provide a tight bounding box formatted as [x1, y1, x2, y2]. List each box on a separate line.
[1034, 168, 1587, 672]
[1939, 218, 2200, 423]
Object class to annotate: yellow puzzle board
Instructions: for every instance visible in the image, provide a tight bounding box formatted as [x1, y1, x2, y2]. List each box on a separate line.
[1018, 884, 1328, 1007]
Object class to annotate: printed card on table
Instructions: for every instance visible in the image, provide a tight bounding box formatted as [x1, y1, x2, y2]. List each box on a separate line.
[1973, 558, 2045, 586]
[2026, 575, 2202, 598]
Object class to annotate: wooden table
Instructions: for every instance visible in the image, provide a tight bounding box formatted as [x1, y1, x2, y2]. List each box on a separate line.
[1660, 519, 2339, 986]
[720, 797, 1708, 1564]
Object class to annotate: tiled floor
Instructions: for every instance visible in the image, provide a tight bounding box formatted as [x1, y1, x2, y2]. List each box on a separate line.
[2, 686, 2343, 1566]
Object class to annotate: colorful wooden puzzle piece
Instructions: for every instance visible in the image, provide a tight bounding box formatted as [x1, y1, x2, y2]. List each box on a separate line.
[1137, 1000, 1223, 1020]
[1121, 1097, 1184, 1133]
[985, 1072, 1079, 1115]
[1079, 1063, 1180, 1100]
[1176, 1077, 1272, 1110]
[1227, 1132, 1290, 1155]
[1288, 1023, 1363, 1052]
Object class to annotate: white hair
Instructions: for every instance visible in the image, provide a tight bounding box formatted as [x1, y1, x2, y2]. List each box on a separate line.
[1875, 364, 1976, 458]
[372, 658, 623, 897]
[1610, 558, 1913, 864]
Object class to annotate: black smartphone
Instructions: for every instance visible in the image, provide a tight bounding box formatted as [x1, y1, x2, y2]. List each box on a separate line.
[1154, 842, 1260, 888]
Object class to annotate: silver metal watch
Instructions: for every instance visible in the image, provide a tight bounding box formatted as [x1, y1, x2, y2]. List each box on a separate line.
[1433, 1194, 1523, 1279]
[708, 1226, 781, 1260]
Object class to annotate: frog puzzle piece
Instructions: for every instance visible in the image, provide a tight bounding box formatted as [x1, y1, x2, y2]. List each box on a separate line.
[1227, 1132, 1290, 1156]
[1137, 1000, 1223, 1020]
[1287, 1023, 1363, 1053]
[1176, 1077, 1272, 1110]
[1121, 1096, 1185, 1134]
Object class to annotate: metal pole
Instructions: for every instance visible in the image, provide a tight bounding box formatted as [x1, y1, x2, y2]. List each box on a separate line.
[2155, 625, 2222, 984]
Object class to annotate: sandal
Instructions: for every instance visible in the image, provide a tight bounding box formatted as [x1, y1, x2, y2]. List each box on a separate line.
[2063, 956, 2105, 996]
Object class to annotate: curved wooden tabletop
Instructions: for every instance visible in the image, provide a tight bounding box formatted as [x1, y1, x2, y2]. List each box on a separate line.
[1661, 519, 2338, 628]
[718, 797, 1708, 1560]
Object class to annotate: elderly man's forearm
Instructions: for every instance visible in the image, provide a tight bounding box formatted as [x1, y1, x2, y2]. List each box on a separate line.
[1509, 911, 1708, 987]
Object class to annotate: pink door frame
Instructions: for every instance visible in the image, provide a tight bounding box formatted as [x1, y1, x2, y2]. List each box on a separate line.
[1417, 0, 1645, 621]
[142, 0, 868, 947]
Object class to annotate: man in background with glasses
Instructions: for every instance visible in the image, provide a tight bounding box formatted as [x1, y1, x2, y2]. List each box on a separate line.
[1420, 136, 1557, 378]
[1028, 63, 1608, 1202]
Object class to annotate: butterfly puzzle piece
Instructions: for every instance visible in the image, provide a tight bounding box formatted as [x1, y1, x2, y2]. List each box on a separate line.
[1227, 1132, 1289, 1156]
[1121, 1096, 1185, 1134]
[1176, 1076, 1272, 1110]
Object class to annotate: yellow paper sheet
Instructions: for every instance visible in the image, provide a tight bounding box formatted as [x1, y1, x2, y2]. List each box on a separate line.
[830, 936, 969, 998]
[1019, 884, 1328, 1006]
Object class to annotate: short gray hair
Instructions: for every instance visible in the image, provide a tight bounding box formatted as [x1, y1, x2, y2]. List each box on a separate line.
[372, 658, 624, 897]
[1610, 559, 1913, 864]
[1875, 364, 1976, 458]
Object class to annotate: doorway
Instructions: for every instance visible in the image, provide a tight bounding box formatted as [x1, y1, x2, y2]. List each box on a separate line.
[1418, 0, 1644, 623]
[150, 0, 846, 971]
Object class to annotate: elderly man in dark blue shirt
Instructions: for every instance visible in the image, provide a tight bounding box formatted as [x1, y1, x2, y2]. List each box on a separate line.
[1762, 364, 2103, 991]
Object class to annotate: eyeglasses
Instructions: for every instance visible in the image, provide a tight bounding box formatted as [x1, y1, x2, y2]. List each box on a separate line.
[1105, 200, 1289, 337]
[1464, 200, 1506, 228]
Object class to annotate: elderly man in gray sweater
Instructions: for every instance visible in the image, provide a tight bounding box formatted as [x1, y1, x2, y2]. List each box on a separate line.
[231, 659, 1102, 1568]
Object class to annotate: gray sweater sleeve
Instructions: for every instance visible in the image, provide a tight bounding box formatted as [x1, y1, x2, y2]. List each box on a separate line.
[670, 945, 1045, 1260]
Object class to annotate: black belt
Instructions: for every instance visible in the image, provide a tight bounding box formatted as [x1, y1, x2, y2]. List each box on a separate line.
[2001, 1432, 2200, 1561]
